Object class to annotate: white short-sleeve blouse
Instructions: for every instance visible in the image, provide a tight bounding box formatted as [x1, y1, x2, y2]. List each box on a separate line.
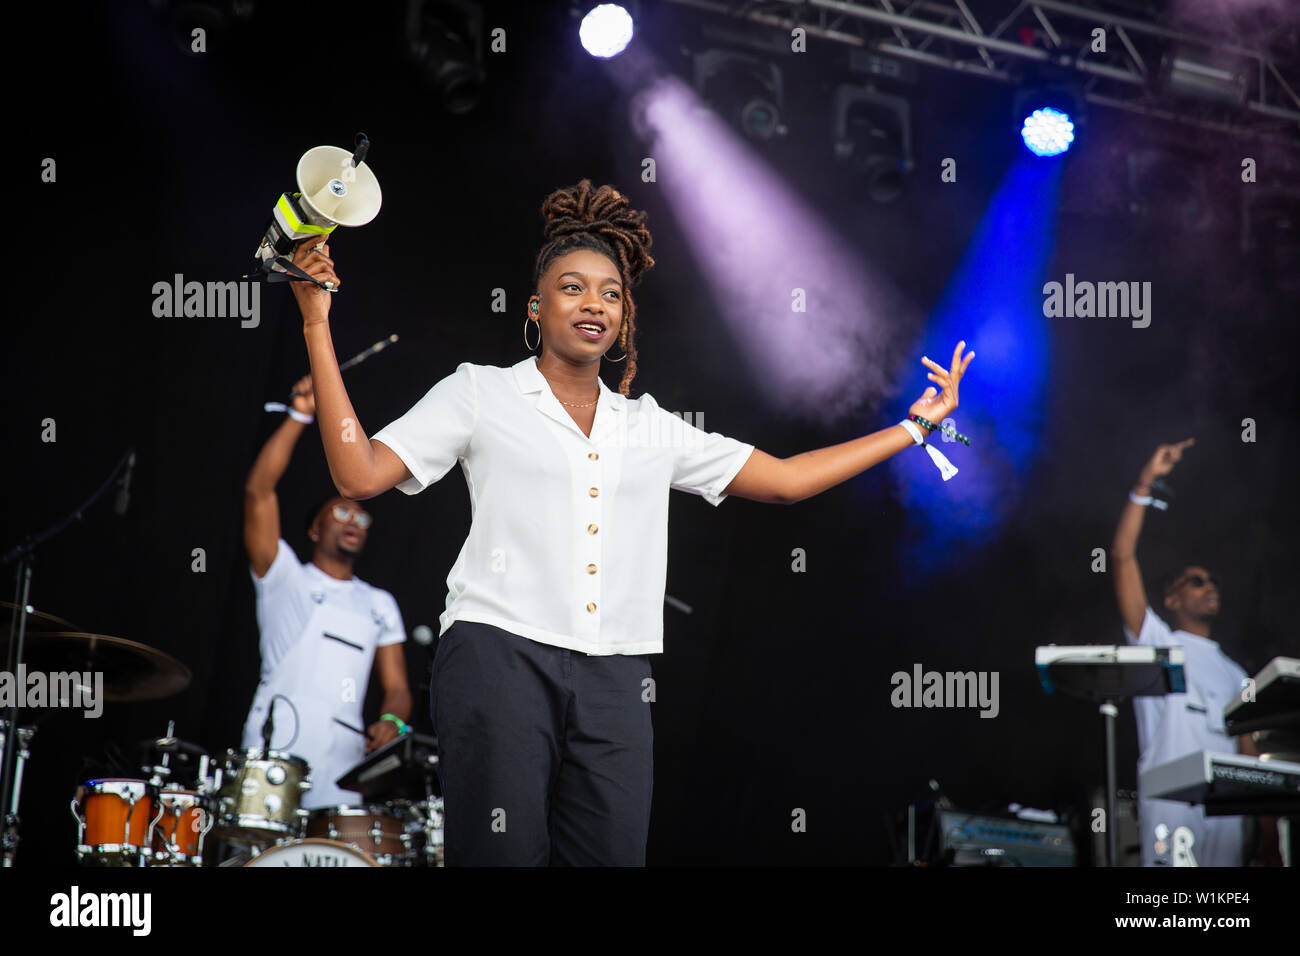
[371, 357, 755, 655]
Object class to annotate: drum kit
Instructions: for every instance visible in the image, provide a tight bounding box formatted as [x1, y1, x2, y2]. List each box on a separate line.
[2, 601, 444, 869]
[70, 729, 445, 868]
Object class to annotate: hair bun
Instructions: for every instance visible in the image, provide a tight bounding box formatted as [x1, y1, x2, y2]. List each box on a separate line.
[542, 179, 615, 228]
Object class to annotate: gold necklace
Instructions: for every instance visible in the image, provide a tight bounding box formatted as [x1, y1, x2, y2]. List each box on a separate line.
[557, 388, 600, 408]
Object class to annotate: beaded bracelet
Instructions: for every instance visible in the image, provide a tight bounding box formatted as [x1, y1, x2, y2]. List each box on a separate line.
[909, 414, 971, 446]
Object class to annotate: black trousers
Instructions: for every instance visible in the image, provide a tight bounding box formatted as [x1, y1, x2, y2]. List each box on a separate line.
[430, 620, 654, 866]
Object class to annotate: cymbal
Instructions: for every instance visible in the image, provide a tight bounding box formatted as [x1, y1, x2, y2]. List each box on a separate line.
[0, 631, 191, 703]
[138, 735, 208, 758]
[0, 601, 83, 634]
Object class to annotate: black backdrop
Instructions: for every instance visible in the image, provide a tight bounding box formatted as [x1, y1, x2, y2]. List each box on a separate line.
[4, 1, 1296, 866]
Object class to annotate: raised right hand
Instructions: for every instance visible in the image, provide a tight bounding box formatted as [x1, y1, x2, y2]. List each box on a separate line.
[1140, 438, 1194, 483]
[290, 374, 315, 417]
[289, 236, 342, 326]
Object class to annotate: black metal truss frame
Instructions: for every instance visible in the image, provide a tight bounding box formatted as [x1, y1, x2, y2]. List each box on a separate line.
[662, 0, 1300, 147]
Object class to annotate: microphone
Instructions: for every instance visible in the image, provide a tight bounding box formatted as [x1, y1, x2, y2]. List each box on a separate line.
[114, 450, 137, 516]
[411, 624, 434, 651]
[412, 625, 436, 714]
[261, 698, 276, 756]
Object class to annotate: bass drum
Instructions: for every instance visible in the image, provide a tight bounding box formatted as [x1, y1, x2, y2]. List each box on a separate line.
[242, 838, 378, 867]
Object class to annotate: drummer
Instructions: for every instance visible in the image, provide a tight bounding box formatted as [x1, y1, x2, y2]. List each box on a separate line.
[241, 374, 412, 808]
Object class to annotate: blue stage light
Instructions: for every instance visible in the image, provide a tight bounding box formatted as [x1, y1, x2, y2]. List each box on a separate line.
[579, 4, 634, 59]
[1020, 107, 1075, 157]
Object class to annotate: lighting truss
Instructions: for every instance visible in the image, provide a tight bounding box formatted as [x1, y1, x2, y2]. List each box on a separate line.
[662, 0, 1300, 147]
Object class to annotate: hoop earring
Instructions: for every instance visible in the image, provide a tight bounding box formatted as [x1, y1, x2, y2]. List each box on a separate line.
[603, 336, 627, 362]
[524, 317, 540, 351]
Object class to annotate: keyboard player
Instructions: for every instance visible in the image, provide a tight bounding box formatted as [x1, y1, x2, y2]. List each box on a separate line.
[1111, 439, 1281, 866]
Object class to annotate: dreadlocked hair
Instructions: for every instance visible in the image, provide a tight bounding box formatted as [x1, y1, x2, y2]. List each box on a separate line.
[532, 179, 655, 396]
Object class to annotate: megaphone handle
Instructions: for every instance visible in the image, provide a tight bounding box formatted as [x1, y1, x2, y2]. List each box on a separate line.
[268, 255, 336, 291]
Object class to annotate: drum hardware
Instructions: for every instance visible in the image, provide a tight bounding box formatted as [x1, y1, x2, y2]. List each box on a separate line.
[1, 721, 34, 867]
[2, 449, 144, 870]
[139, 721, 212, 792]
[409, 793, 445, 868]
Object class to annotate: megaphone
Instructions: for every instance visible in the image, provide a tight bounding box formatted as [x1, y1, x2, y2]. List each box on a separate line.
[253, 134, 382, 290]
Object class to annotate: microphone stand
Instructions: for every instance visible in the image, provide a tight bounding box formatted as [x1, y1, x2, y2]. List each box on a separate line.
[1, 448, 136, 865]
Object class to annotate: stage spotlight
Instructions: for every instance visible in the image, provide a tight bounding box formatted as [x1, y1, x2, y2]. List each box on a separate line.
[833, 85, 914, 203]
[405, 0, 485, 115]
[1013, 86, 1082, 158]
[579, 4, 634, 59]
[693, 50, 786, 141]
[1162, 46, 1248, 106]
[1020, 107, 1075, 157]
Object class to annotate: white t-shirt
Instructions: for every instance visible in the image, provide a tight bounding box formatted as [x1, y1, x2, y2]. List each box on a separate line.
[243, 539, 407, 808]
[250, 538, 406, 681]
[1124, 606, 1248, 866]
[371, 358, 755, 656]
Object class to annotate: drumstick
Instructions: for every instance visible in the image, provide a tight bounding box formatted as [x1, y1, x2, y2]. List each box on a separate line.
[333, 717, 367, 736]
[267, 334, 400, 414]
[338, 334, 399, 372]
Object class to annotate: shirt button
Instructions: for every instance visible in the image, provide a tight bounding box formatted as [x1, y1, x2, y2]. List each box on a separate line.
[589, 487, 599, 497]
[587, 523, 598, 534]
[588, 452, 599, 461]
[586, 602, 597, 613]
[586, 563, 597, 574]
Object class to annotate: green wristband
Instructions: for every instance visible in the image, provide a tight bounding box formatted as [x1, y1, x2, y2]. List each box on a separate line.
[381, 713, 410, 735]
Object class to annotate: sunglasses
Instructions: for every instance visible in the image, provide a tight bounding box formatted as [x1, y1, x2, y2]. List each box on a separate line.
[1176, 573, 1218, 590]
[332, 504, 372, 529]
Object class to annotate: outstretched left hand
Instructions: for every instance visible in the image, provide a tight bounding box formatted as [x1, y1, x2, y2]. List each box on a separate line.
[908, 340, 974, 433]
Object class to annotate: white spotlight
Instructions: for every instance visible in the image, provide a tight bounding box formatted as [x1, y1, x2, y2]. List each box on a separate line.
[579, 4, 633, 59]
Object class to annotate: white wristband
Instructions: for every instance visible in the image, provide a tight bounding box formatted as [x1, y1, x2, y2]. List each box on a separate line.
[1129, 490, 1168, 511]
[263, 401, 314, 424]
[899, 420, 959, 481]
